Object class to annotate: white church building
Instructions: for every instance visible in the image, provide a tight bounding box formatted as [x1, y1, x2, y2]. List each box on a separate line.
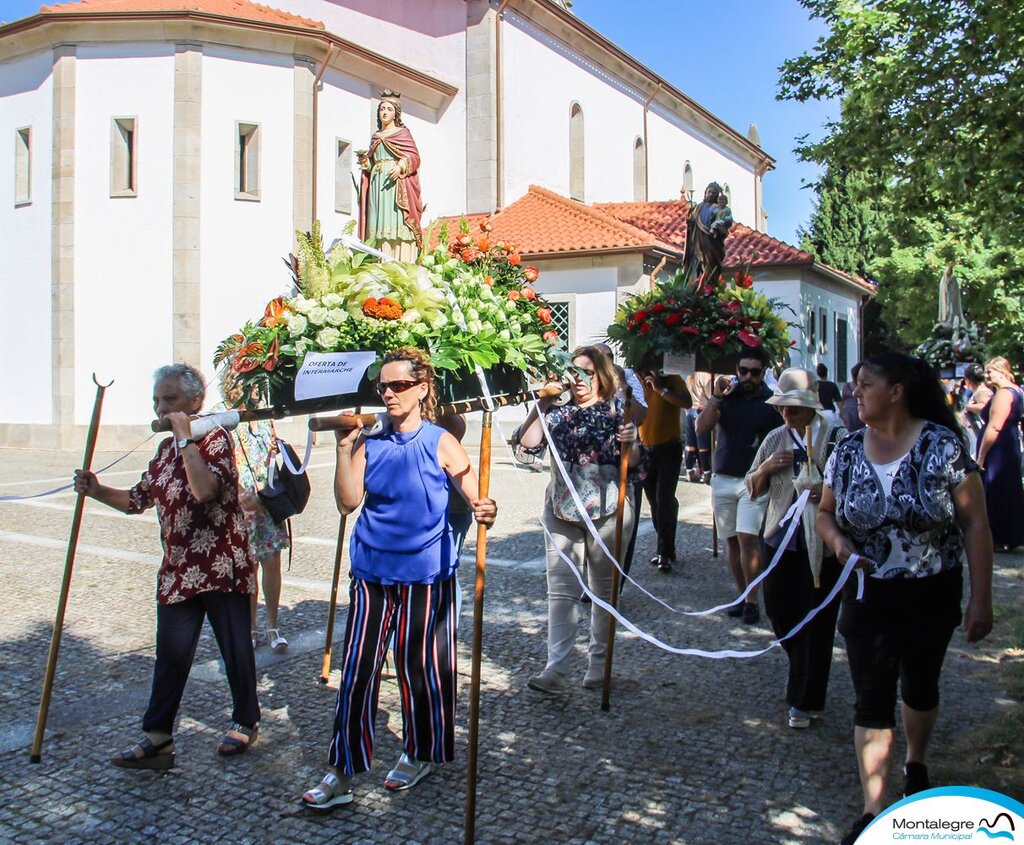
[0, 0, 867, 446]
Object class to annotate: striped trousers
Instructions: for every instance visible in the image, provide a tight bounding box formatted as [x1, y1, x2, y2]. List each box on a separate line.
[327, 575, 457, 775]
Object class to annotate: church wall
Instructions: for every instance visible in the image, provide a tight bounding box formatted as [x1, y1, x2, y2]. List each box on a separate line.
[0, 51, 54, 424]
[200, 46, 297, 393]
[73, 44, 176, 425]
[314, 67, 370, 233]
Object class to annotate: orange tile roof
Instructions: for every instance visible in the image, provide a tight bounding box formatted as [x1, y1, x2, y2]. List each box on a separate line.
[39, 0, 324, 29]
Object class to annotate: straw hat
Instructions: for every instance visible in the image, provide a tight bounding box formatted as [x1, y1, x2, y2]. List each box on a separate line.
[766, 367, 823, 409]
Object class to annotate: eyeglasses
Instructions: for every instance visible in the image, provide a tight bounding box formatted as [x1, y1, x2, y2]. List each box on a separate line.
[737, 366, 764, 377]
[376, 379, 421, 396]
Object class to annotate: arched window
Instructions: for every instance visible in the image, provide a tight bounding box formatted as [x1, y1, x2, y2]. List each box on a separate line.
[569, 103, 585, 201]
[633, 137, 647, 202]
[682, 161, 693, 200]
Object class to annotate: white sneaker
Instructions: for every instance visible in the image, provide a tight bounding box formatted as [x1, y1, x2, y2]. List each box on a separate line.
[268, 628, 288, 653]
[527, 669, 568, 695]
[788, 707, 811, 729]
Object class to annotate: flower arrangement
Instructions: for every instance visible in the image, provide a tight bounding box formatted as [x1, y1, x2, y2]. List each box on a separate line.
[606, 266, 795, 370]
[215, 220, 571, 404]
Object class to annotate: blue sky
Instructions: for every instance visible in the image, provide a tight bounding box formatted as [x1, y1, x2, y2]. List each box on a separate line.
[2, 0, 837, 245]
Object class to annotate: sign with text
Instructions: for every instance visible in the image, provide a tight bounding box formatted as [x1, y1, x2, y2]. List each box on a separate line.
[294, 351, 376, 401]
[661, 353, 696, 376]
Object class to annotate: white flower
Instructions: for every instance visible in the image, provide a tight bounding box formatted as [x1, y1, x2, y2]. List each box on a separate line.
[287, 314, 308, 336]
[466, 308, 480, 321]
[308, 306, 329, 327]
[322, 293, 342, 308]
[397, 330, 410, 343]
[499, 329, 511, 340]
[401, 308, 421, 324]
[430, 312, 449, 328]
[467, 319, 483, 334]
[295, 338, 311, 355]
[504, 300, 517, 313]
[479, 285, 494, 301]
[316, 327, 341, 348]
[412, 322, 429, 334]
[481, 322, 495, 334]
[326, 308, 347, 326]
[292, 295, 316, 314]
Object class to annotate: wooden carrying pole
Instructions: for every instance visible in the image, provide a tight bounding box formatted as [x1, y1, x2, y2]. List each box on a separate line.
[30, 374, 113, 763]
[463, 410, 492, 845]
[601, 398, 633, 712]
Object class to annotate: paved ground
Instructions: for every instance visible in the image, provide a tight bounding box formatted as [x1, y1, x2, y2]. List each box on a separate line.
[0, 431, 1021, 845]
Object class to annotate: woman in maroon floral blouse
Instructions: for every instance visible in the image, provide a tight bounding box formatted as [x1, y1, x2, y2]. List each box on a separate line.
[74, 364, 260, 769]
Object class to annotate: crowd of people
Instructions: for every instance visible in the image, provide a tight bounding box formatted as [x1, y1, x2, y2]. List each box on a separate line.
[72, 344, 1018, 843]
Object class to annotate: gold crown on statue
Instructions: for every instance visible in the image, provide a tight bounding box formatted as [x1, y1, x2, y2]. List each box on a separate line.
[379, 89, 402, 101]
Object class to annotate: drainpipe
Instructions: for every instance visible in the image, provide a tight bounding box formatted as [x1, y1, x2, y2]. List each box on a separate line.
[641, 83, 660, 202]
[495, 0, 512, 210]
[310, 44, 338, 223]
[753, 155, 770, 231]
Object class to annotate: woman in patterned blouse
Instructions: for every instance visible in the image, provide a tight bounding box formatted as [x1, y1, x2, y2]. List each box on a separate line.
[74, 364, 260, 770]
[516, 346, 642, 695]
[816, 353, 993, 845]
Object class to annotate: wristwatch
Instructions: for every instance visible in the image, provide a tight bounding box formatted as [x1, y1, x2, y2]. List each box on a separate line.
[176, 437, 196, 449]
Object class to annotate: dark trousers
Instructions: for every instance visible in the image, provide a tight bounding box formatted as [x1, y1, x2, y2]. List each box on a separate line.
[328, 576, 457, 775]
[622, 480, 644, 576]
[762, 546, 842, 712]
[683, 409, 711, 473]
[142, 590, 260, 735]
[641, 439, 683, 560]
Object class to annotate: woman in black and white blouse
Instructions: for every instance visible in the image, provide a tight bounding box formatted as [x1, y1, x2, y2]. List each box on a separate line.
[816, 353, 993, 845]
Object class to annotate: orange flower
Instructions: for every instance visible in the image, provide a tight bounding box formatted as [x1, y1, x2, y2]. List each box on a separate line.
[536, 306, 552, 324]
[232, 341, 264, 373]
[523, 266, 539, 283]
[507, 290, 521, 302]
[262, 297, 288, 328]
[461, 248, 481, 263]
[543, 330, 559, 345]
[362, 297, 405, 320]
[520, 286, 537, 301]
[477, 238, 491, 252]
[483, 275, 494, 286]
[508, 253, 522, 266]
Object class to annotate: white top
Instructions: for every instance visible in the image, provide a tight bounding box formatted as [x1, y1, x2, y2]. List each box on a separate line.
[870, 455, 908, 499]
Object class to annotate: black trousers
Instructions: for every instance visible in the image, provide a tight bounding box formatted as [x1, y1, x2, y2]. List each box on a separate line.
[762, 545, 842, 712]
[641, 440, 683, 560]
[142, 590, 260, 735]
[622, 480, 644, 576]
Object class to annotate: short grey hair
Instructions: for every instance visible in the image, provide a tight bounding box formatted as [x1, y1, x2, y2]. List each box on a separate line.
[154, 363, 206, 400]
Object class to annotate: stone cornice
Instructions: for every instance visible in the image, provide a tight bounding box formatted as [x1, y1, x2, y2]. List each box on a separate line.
[0, 11, 459, 113]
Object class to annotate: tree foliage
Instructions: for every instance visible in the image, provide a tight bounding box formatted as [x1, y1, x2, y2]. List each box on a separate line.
[779, 0, 1024, 242]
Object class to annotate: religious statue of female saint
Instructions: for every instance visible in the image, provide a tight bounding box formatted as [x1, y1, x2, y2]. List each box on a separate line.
[357, 91, 424, 261]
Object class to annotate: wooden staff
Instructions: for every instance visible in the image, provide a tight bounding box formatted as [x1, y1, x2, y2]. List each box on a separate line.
[710, 429, 718, 558]
[463, 409, 492, 845]
[601, 398, 633, 712]
[30, 374, 113, 763]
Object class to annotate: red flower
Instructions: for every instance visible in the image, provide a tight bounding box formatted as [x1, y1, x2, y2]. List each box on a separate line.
[543, 330, 559, 344]
[626, 318, 635, 330]
[652, 303, 666, 314]
[480, 220, 493, 233]
[749, 321, 762, 330]
[703, 285, 714, 295]
[508, 253, 522, 266]
[738, 329, 763, 347]
[680, 326, 700, 335]
[536, 306, 553, 324]
[789, 339, 798, 346]
[667, 298, 677, 306]
[461, 248, 481, 262]
[724, 300, 742, 313]
[507, 290, 521, 302]
[633, 309, 649, 322]
[665, 313, 682, 326]
[520, 286, 537, 301]
[736, 273, 754, 289]
[523, 266, 539, 283]
[726, 318, 738, 327]
[640, 323, 651, 334]
[709, 330, 728, 346]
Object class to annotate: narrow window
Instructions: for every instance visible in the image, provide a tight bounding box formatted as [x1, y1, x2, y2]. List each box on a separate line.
[682, 161, 693, 201]
[820, 309, 828, 353]
[335, 138, 353, 214]
[807, 306, 816, 350]
[15, 127, 31, 206]
[110, 117, 137, 197]
[236, 122, 261, 201]
[633, 137, 646, 202]
[569, 103, 584, 202]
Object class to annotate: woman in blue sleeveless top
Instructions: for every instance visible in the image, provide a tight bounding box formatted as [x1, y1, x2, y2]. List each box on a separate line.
[302, 348, 497, 810]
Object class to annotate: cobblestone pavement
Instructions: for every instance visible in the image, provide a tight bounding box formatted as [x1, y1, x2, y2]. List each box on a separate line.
[0, 433, 1021, 845]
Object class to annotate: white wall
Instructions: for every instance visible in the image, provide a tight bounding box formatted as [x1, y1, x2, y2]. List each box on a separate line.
[501, 11, 756, 222]
[0, 51, 53, 424]
[200, 46, 297, 397]
[315, 67, 370, 232]
[73, 44, 176, 425]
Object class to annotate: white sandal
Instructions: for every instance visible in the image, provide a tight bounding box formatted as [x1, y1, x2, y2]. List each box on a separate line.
[383, 753, 434, 791]
[301, 771, 353, 810]
[268, 628, 288, 653]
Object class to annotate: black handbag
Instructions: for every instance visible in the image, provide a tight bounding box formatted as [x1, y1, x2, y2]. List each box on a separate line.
[258, 440, 311, 525]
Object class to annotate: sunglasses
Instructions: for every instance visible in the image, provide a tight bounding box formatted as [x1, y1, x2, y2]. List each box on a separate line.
[737, 366, 764, 377]
[376, 379, 421, 396]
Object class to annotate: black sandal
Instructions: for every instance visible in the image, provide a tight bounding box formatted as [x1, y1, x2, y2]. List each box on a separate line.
[110, 736, 175, 770]
[217, 722, 258, 757]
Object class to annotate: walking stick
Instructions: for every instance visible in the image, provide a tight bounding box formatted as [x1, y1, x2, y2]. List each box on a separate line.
[30, 374, 113, 763]
[319, 407, 360, 686]
[601, 398, 633, 712]
[464, 409, 492, 845]
[710, 429, 718, 558]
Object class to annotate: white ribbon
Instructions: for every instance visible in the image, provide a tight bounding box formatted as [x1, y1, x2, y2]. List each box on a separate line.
[547, 519, 860, 659]
[189, 410, 240, 439]
[269, 428, 315, 488]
